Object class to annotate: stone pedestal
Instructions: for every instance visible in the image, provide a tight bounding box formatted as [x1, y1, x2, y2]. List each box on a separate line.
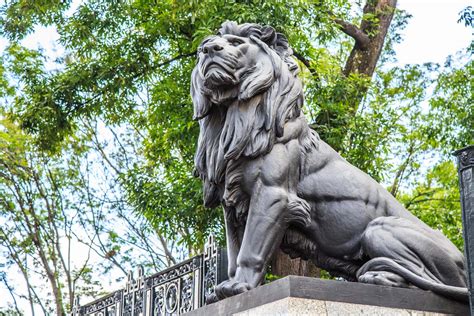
[185, 276, 468, 315]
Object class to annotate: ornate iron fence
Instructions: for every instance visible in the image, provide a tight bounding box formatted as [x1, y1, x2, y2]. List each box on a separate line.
[72, 235, 227, 316]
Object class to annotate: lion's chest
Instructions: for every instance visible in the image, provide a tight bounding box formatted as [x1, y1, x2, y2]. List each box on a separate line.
[242, 140, 301, 191]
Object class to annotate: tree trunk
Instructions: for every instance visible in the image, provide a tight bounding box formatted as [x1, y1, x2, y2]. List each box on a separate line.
[270, 249, 320, 278]
[314, 0, 397, 153]
[343, 0, 397, 78]
[279, 0, 399, 274]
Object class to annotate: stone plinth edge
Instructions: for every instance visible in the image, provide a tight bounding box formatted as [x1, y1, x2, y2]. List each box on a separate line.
[184, 276, 468, 315]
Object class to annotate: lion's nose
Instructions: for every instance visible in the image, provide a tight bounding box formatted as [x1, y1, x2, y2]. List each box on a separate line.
[202, 42, 223, 54]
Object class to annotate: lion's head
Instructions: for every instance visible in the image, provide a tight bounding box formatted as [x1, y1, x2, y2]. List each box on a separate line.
[192, 21, 300, 119]
[192, 21, 305, 208]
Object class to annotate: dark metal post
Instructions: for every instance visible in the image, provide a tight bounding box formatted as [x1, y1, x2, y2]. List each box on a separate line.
[454, 145, 474, 314]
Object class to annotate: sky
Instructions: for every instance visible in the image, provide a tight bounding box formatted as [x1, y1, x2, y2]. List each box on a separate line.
[1, 0, 471, 68]
[395, 0, 472, 65]
[0, 0, 472, 313]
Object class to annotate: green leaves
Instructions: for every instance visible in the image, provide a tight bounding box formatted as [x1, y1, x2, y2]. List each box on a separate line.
[0, 0, 71, 41]
[429, 59, 474, 150]
[0, 0, 471, 290]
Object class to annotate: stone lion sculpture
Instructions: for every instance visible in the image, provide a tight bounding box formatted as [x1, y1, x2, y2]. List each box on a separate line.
[191, 21, 467, 302]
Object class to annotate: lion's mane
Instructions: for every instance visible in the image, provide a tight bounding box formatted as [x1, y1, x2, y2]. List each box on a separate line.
[192, 21, 314, 212]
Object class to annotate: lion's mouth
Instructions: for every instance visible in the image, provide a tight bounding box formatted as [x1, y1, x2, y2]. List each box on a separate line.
[200, 58, 239, 88]
[202, 60, 234, 76]
[204, 62, 226, 73]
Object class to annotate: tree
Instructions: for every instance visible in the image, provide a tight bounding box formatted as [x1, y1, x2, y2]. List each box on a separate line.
[0, 1, 471, 311]
[0, 0, 402, 273]
[0, 116, 90, 315]
[0, 111, 183, 313]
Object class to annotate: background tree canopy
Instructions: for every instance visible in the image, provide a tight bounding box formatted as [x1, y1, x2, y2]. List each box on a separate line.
[0, 0, 472, 314]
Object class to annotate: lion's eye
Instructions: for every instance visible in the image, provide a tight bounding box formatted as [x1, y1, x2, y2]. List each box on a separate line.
[231, 40, 243, 46]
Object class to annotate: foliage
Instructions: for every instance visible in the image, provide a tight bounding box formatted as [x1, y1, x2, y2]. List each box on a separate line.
[0, 0, 472, 313]
[0, 115, 92, 314]
[0, 110, 181, 313]
[458, 6, 473, 27]
[1, 0, 358, 251]
[1, 0, 471, 251]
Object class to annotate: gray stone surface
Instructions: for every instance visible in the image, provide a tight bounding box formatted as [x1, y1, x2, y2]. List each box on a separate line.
[184, 276, 469, 316]
[191, 21, 468, 303]
[235, 298, 446, 316]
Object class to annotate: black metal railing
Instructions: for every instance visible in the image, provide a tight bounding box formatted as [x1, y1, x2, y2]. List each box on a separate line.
[72, 235, 227, 316]
[454, 145, 474, 315]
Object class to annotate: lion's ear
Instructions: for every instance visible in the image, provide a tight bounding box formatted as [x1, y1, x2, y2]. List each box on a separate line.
[191, 67, 212, 120]
[238, 36, 281, 101]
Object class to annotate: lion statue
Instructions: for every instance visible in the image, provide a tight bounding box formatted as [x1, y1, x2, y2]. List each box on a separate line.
[191, 21, 467, 302]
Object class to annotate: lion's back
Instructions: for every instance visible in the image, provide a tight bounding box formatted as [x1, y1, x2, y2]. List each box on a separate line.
[298, 140, 419, 222]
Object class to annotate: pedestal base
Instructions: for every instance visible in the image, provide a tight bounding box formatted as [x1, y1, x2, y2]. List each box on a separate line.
[185, 276, 468, 315]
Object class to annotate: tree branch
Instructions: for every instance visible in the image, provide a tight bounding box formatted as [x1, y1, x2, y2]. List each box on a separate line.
[67, 52, 197, 115]
[156, 231, 177, 266]
[0, 272, 22, 315]
[333, 18, 370, 50]
[292, 51, 318, 77]
[156, 51, 197, 68]
[390, 142, 415, 197]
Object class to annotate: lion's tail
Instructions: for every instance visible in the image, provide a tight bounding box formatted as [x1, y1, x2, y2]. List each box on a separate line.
[356, 257, 468, 302]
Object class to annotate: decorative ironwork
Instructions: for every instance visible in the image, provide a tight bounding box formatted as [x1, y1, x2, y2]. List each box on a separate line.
[153, 285, 165, 316]
[179, 274, 193, 314]
[72, 235, 227, 316]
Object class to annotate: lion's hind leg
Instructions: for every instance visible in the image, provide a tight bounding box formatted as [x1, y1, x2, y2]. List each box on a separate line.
[357, 261, 409, 287]
[358, 216, 468, 301]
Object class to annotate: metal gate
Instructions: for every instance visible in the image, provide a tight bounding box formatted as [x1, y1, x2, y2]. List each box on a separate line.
[72, 235, 227, 316]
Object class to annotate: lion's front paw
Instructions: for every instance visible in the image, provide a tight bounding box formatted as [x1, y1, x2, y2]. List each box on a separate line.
[205, 292, 219, 305]
[209, 279, 251, 302]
